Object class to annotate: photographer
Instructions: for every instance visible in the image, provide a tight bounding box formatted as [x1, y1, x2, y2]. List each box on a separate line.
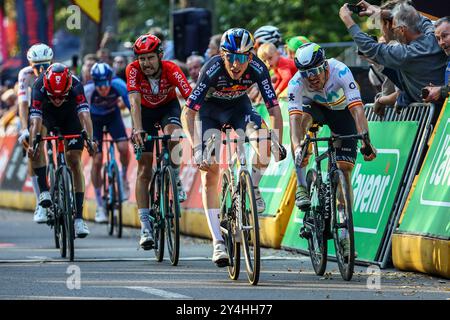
[339, 1, 447, 112]
[423, 16, 450, 103]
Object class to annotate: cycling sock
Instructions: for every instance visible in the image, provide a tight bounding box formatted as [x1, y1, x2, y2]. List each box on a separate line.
[75, 192, 84, 219]
[31, 175, 40, 202]
[94, 188, 102, 207]
[138, 208, 152, 233]
[205, 209, 223, 243]
[296, 166, 307, 188]
[34, 166, 49, 192]
[252, 167, 262, 186]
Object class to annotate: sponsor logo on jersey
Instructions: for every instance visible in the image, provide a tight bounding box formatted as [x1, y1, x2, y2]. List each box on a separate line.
[206, 61, 221, 77]
[261, 79, 275, 99]
[174, 71, 190, 94]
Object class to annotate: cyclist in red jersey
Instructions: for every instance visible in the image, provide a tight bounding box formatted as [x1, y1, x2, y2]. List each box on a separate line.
[126, 34, 192, 250]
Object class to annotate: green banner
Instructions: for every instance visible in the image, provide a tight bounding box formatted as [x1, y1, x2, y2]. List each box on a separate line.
[281, 121, 419, 262]
[254, 101, 294, 216]
[398, 102, 450, 239]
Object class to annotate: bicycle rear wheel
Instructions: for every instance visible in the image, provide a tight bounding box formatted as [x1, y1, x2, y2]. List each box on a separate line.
[47, 162, 59, 249]
[162, 166, 180, 266]
[149, 169, 164, 262]
[331, 169, 354, 281]
[220, 170, 240, 280]
[61, 167, 76, 262]
[305, 169, 328, 276]
[239, 170, 260, 286]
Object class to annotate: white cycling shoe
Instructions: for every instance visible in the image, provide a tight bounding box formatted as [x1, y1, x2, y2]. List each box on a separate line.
[39, 191, 52, 209]
[74, 219, 90, 238]
[95, 206, 108, 224]
[33, 205, 47, 224]
[140, 229, 154, 250]
[212, 241, 229, 267]
[254, 187, 266, 214]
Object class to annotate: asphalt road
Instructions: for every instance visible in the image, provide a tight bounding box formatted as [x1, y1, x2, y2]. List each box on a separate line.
[0, 208, 448, 300]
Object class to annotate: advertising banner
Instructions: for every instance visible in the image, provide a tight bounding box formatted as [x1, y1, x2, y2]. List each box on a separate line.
[398, 103, 450, 240]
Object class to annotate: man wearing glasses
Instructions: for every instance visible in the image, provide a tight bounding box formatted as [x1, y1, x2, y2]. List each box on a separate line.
[17, 43, 53, 224]
[181, 28, 285, 267]
[288, 43, 377, 225]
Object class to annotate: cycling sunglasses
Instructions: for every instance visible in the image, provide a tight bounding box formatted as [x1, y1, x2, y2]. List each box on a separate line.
[225, 53, 249, 64]
[299, 63, 326, 78]
[94, 79, 111, 87]
[33, 63, 50, 73]
[46, 91, 69, 100]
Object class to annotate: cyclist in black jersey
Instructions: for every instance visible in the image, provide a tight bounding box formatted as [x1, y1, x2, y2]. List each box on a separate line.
[182, 28, 286, 267]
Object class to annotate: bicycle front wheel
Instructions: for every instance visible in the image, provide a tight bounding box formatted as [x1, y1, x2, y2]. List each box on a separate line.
[331, 169, 355, 281]
[239, 170, 260, 286]
[220, 170, 240, 280]
[149, 169, 164, 262]
[103, 164, 114, 236]
[306, 169, 327, 276]
[162, 166, 180, 266]
[57, 167, 75, 261]
[110, 163, 123, 238]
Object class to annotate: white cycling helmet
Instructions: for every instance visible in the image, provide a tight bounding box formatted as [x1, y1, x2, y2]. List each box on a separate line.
[27, 43, 54, 63]
[254, 25, 282, 46]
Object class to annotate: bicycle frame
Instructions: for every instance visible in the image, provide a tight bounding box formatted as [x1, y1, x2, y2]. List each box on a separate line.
[102, 129, 122, 202]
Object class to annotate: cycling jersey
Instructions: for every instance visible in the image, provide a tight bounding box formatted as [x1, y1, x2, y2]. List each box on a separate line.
[84, 77, 130, 116]
[287, 58, 363, 116]
[126, 60, 192, 108]
[185, 55, 279, 111]
[30, 74, 90, 120]
[17, 66, 36, 104]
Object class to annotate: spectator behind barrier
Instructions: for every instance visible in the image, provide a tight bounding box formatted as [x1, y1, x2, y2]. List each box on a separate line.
[339, 1, 447, 111]
[257, 42, 297, 97]
[97, 48, 113, 66]
[186, 54, 205, 87]
[285, 36, 311, 59]
[113, 55, 128, 82]
[204, 34, 222, 61]
[81, 54, 99, 85]
[423, 16, 450, 103]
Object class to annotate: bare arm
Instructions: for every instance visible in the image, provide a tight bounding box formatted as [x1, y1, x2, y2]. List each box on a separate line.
[268, 106, 283, 145]
[349, 105, 369, 135]
[18, 101, 29, 131]
[78, 111, 94, 140]
[129, 92, 143, 131]
[180, 106, 198, 148]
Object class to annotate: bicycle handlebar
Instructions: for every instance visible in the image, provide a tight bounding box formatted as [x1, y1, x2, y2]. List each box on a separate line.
[32, 130, 94, 156]
[134, 133, 186, 161]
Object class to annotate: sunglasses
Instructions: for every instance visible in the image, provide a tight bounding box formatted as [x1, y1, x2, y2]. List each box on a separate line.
[47, 91, 69, 100]
[299, 63, 326, 78]
[33, 63, 50, 73]
[94, 80, 111, 88]
[225, 53, 249, 64]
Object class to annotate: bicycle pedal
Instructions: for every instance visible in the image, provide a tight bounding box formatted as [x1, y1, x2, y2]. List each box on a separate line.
[299, 227, 311, 239]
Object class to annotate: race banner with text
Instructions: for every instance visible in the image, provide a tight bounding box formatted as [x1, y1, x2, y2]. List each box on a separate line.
[281, 121, 419, 263]
[397, 102, 450, 240]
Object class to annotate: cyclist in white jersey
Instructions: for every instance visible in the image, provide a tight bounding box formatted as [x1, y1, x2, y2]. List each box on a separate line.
[288, 43, 377, 255]
[17, 43, 53, 223]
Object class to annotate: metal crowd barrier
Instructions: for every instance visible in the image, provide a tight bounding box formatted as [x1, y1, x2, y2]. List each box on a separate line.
[364, 102, 435, 268]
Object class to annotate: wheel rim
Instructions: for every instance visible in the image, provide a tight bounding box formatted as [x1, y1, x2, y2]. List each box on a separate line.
[164, 168, 180, 266]
[240, 172, 259, 285]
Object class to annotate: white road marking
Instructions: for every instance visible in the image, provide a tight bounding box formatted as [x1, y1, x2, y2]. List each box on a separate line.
[126, 286, 191, 299]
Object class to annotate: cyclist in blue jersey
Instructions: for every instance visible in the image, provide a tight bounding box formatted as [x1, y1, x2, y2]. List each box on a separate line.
[182, 28, 286, 267]
[84, 63, 131, 223]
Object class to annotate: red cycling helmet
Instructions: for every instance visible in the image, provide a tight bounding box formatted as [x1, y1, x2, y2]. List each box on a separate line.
[133, 34, 163, 55]
[43, 63, 72, 96]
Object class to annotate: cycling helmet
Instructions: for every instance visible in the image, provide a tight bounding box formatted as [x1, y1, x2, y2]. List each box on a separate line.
[133, 34, 163, 55]
[220, 28, 254, 54]
[254, 25, 282, 46]
[43, 63, 72, 97]
[294, 42, 326, 70]
[91, 62, 113, 86]
[27, 43, 53, 63]
[286, 36, 311, 52]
